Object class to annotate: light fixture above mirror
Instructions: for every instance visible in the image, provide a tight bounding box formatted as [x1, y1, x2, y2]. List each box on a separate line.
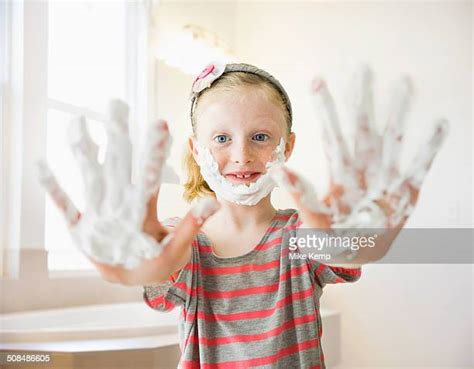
[155, 24, 236, 75]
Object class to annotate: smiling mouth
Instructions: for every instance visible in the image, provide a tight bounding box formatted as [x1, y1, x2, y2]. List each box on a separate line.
[225, 172, 261, 183]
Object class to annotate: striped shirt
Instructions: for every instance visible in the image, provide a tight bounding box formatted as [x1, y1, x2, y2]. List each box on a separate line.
[143, 208, 362, 368]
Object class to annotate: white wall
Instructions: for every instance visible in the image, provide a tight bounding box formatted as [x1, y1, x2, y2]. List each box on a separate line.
[153, 1, 473, 367]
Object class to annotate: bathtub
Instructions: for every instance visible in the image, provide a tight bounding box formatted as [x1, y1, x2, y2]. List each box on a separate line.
[0, 302, 183, 369]
[0, 302, 180, 344]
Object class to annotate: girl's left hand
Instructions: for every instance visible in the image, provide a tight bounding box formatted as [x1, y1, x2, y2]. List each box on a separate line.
[270, 66, 449, 263]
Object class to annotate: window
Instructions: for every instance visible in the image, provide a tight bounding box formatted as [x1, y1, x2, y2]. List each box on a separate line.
[46, 1, 131, 270]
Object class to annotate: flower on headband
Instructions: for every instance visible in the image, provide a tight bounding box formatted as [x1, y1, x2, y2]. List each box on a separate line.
[191, 62, 226, 96]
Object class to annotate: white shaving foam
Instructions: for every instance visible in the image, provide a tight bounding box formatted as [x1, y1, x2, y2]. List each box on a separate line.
[268, 164, 330, 214]
[308, 71, 449, 235]
[37, 160, 80, 225]
[311, 79, 363, 208]
[194, 138, 286, 206]
[37, 100, 181, 270]
[191, 196, 221, 225]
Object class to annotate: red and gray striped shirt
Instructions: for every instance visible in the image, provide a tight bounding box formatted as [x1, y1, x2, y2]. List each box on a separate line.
[143, 208, 362, 368]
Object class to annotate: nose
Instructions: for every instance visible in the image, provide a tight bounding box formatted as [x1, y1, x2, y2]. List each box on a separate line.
[231, 139, 254, 164]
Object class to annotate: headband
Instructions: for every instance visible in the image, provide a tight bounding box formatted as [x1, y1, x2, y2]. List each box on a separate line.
[189, 62, 293, 131]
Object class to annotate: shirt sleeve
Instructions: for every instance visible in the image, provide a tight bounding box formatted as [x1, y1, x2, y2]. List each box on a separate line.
[142, 216, 196, 312]
[289, 210, 362, 289]
[309, 262, 362, 289]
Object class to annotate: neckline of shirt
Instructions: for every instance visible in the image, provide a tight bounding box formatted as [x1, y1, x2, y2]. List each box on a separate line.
[199, 208, 284, 264]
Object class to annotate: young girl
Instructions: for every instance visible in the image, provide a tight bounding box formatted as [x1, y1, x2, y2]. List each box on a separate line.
[139, 63, 395, 368]
[39, 62, 447, 368]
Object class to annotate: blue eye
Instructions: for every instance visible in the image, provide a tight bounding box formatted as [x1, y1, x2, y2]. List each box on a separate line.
[253, 133, 269, 142]
[214, 135, 229, 143]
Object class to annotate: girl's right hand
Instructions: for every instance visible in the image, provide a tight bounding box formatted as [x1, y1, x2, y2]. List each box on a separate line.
[37, 99, 219, 285]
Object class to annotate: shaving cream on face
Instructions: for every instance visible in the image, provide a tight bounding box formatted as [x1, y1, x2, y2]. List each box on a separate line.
[194, 138, 286, 206]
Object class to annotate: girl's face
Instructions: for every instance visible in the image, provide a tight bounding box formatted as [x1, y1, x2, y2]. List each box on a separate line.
[190, 86, 295, 185]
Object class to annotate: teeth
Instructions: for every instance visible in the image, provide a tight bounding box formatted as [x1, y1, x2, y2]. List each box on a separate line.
[235, 174, 253, 179]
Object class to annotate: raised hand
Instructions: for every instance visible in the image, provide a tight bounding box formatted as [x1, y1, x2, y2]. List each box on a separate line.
[270, 66, 449, 256]
[38, 100, 220, 274]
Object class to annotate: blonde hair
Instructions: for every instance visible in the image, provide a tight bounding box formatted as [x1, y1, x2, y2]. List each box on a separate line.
[183, 72, 291, 203]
